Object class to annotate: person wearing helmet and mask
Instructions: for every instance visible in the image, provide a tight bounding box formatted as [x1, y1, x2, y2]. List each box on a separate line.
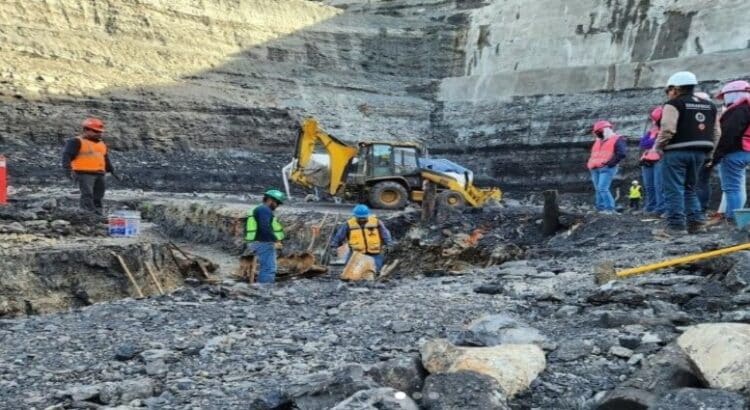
[712, 80, 750, 224]
[587, 120, 627, 214]
[628, 180, 643, 211]
[61, 118, 116, 215]
[245, 189, 286, 284]
[330, 204, 393, 272]
[652, 72, 721, 235]
[639, 106, 665, 215]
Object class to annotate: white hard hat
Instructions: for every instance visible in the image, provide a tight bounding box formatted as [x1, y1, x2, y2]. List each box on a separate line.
[666, 71, 698, 87]
[632, 180, 639, 184]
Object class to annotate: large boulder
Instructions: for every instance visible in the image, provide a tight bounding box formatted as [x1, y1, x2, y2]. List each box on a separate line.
[651, 388, 747, 410]
[421, 371, 509, 410]
[420, 339, 545, 397]
[677, 323, 750, 391]
[449, 314, 548, 347]
[596, 344, 701, 410]
[331, 387, 419, 410]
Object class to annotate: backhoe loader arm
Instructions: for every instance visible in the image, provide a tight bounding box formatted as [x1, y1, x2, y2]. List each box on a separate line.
[290, 118, 359, 196]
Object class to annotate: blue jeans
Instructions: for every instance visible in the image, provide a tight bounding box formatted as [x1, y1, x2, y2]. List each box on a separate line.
[719, 151, 750, 221]
[696, 164, 713, 211]
[662, 150, 707, 229]
[345, 251, 385, 272]
[590, 166, 618, 211]
[247, 242, 277, 283]
[642, 165, 656, 212]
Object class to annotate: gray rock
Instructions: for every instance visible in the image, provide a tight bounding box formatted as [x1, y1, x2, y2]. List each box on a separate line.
[422, 371, 509, 410]
[98, 378, 155, 405]
[366, 356, 426, 396]
[331, 387, 419, 410]
[619, 344, 701, 397]
[720, 309, 750, 322]
[651, 388, 747, 410]
[725, 251, 750, 291]
[473, 283, 503, 295]
[114, 343, 141, 361]
[50, 219, 71, 233]
[57, 384, 101, 402]
[554, 339, 593, 362]
[2, 222, 26, 234]
[554, 305, 581, 317]
[597, 387, 656, 410]
[390, 321, 412, 333]
[609, 346, 634, 359]
[288, 365, 378, 410]
[450, 314, 548, 347]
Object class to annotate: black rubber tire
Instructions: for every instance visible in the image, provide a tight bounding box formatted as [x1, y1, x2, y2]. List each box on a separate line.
[437, 190, 466, 209]
[369, 181, 409, 210]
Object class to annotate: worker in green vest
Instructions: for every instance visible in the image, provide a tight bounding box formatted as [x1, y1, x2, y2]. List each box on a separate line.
[245, 189, 286, 283]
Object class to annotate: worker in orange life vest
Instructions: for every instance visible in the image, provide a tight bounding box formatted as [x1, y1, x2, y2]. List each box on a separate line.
[62, 118, 117, 214]
[587, 120, 627, 213]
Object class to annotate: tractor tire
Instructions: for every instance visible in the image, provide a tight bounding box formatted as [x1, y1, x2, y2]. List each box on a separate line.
[369, 181, 409, 210]
[437, 190, 466, 209]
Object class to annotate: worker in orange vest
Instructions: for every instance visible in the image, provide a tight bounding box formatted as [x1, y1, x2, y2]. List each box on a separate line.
[587, 120, 627, 213]
[62, 118, 117, 214]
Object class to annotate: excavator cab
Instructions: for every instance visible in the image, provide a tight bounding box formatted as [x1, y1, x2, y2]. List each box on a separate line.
[350, 142, 423, 209]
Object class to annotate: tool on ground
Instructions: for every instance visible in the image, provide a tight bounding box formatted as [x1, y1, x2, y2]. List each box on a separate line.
[320, 214, 340, 266]
[307, 213, 329, 252]
[283, 118, 501, 209]
[377, 259, 400, 282]
[111, 252, 145, 298]
[595, 242, 750, 284]
[144, 262, 165, 295]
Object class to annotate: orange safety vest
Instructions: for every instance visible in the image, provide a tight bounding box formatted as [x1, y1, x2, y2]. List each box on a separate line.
[587, 137, 619, 170]
[71, 137, 107, 172]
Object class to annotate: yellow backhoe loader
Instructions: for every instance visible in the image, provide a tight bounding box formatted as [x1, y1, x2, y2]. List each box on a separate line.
[282, 118, 501, 210]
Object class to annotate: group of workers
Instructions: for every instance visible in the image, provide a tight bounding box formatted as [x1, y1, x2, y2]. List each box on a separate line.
[245, 190, 393, 284]
[61, 70, 750, 283]
[588, 71, 750, 235]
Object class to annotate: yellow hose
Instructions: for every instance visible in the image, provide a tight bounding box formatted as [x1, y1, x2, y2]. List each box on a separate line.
[616, 242, 750, 278]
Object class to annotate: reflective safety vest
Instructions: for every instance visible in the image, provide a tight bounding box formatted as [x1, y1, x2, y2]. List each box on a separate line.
[245, 207, 284, 242]
[347, 216, 382, 254]
[629, 185, 642, 199]
[587, 137, 619, 170]
[71, 137, 107, 172]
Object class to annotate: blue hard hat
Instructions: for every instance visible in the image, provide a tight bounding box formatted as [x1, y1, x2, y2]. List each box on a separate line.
[353, 204, 370, 218]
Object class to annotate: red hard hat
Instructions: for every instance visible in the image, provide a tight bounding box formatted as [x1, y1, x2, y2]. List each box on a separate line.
[82, 118, 104, 132]
[716, 80, 750, 99]
[592, 120, 613, 134]
[650, 106, 663, 122]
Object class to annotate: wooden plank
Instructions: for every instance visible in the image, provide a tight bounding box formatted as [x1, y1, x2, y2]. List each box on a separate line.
[111, 252, 144, 298]
[144, 262, 165, 295]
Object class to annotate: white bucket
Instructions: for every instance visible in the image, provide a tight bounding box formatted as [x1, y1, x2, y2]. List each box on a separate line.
[108, 210, 141, 237]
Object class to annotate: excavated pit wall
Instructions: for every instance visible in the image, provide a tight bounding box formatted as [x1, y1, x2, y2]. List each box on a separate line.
[0, 239, 183, 317]
[1, 0, 749, 193]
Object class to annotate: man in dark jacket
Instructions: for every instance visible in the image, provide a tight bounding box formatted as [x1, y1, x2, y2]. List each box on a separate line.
[61, 118, 116, 214]
[713, 80, 750, 223]
[653, 72, 721, 235]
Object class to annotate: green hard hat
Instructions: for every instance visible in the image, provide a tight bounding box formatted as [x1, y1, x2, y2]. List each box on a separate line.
[264, 189, 286, 204]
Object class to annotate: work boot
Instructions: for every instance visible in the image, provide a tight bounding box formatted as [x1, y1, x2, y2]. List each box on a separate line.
[687, 222, 707, 234]
[705, 213, 726, 227]
[653, 226, 687, 239]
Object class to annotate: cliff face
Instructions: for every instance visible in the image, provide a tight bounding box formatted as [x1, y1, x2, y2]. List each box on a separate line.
[1, 0, 749, 193]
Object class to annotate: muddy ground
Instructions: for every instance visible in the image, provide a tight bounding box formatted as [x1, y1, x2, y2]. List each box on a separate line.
[1, 190, 749, 409]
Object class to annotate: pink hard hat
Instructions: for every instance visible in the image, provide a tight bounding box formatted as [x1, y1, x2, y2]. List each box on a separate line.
[592, 120, 613, 134]
[650, 106, 663, 122]
[716, 80, 750, 99]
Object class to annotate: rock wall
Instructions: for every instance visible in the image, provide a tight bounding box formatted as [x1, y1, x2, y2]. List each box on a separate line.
[1, 0, 749, 193]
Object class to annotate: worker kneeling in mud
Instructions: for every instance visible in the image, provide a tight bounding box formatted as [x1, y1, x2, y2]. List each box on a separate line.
[330, 204, 393, 272]
[245, 189, 286, 284]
